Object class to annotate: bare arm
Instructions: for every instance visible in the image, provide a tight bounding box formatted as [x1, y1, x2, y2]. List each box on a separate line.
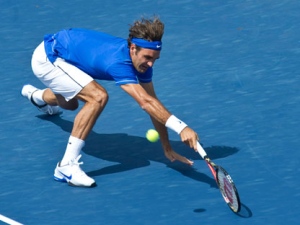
[120, 82, 197, 165]
[120, 82, 171, 124]
[139, 82, 171, 149]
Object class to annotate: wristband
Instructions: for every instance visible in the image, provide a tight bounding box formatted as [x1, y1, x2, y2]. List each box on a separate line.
[165, 115, 188, 134]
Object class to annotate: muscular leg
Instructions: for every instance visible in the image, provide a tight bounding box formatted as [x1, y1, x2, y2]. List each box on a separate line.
[41, 81, 108, 140]
[71, 81, 108, 140]
[40, 79, 108, 176]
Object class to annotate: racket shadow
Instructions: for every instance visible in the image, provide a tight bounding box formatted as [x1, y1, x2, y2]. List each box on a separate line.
[36, 115, 239, 187]
[193, 203, 253, 217]
[236, 203, 253, 218]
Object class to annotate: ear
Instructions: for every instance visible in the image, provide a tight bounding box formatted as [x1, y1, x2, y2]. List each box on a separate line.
[130, 43, 136, 50]
[129, 44, 137, 56]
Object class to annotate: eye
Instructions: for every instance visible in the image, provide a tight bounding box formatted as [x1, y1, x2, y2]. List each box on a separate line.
[145, 55, 152, 60]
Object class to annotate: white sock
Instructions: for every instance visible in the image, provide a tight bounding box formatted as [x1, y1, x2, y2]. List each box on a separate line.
[32, 89, 46, 106]
[60, 136, 85, 166]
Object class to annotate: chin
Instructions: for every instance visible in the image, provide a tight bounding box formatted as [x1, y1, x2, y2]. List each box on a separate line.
[138, 68, 146, 73]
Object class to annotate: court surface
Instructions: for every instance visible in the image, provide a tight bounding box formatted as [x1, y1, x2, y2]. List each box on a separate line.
[0, 0, 299, 224]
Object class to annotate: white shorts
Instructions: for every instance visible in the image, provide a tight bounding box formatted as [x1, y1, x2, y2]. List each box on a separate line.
[31, 41, 94, 101]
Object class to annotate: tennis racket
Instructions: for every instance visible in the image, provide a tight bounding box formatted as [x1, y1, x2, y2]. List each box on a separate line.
[197, 142, 241, 213]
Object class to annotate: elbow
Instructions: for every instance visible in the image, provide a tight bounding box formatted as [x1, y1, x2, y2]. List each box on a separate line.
[138, 95, 153, 112]
[140, 100, 150, 111]
[134, 90, 157, 112]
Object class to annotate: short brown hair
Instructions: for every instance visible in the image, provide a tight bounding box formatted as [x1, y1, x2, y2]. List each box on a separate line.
[127, 16, 164, 46]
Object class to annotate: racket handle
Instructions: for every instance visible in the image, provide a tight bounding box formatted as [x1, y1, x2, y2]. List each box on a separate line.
[197, 141, 207, 159]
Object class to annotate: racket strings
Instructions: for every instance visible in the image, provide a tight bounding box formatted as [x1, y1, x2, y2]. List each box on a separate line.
[217, 169, 240, 212]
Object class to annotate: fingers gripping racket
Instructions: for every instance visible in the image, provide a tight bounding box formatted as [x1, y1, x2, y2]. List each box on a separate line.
[197, 142, 241, 213]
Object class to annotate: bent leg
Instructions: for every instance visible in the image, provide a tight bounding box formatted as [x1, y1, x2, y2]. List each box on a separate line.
[70, 80, 109, 140]
[42, 88, 79, 110]
[59, 80, 107, 169]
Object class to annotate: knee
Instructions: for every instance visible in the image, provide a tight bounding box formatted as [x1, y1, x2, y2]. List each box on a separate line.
[92, 89, 109, 106]
[67, 99, 79, 111]
[56, 94, 79, 111]
[77, 82, 109, 109]
[59, 100, 79, 111]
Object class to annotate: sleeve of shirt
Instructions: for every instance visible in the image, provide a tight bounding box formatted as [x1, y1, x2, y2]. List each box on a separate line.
[106, 63, 139, 85]
[137, 67, 153, 83]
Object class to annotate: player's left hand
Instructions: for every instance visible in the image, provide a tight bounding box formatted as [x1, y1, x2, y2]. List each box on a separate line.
[163, 147, 194, 166]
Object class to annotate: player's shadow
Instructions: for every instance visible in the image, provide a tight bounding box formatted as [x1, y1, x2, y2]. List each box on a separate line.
[37, 115, 239, 188]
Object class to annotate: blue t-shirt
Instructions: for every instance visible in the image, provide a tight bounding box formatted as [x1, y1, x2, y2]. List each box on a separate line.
[43, 28, 153, 85]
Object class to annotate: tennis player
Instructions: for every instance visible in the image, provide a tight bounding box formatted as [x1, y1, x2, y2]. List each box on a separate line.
[21, 16, 199, 187]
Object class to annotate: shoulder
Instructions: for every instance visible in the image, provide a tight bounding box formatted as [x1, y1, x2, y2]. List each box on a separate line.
[52, 28, 122, 44]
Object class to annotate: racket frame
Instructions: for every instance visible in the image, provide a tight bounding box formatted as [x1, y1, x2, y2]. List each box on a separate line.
[204, 157, 241, 213]
[197, 142, 241, 213]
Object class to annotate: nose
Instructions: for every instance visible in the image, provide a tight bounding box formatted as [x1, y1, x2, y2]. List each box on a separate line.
[147, 61, 154, 67]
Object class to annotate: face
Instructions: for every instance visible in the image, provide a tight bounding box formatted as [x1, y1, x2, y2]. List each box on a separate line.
[130, 44, 160, 73]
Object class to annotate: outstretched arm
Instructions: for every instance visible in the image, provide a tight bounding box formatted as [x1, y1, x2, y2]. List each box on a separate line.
[120, 82, 198, 165]
[120, 82, 170, 123]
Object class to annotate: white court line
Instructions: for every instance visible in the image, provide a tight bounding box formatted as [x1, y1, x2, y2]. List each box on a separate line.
[0, 214, 23, 225]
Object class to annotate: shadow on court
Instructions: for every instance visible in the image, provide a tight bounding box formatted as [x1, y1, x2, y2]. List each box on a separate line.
[37, 115, 239, 189]
[236, 203, 253, 218]
[193, 203, 253, 218]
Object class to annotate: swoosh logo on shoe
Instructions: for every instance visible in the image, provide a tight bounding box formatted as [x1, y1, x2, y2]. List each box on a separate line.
[59, 171, 72, 180]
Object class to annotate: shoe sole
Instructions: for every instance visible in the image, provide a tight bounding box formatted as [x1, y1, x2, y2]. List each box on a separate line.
[54, 175, 97, 188]
[69, 181, 97, 188]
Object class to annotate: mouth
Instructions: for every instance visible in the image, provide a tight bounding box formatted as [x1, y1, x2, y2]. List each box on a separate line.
[140, 65, 148, 71]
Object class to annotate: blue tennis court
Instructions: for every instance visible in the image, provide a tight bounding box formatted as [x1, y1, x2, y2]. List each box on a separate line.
[0, 0, 299, 224]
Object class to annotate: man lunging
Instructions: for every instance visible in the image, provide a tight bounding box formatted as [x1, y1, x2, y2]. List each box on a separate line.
[21, 16, 199, 187]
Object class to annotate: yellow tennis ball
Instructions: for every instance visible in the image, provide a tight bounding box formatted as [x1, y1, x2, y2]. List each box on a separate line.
[146, 129, 159, 142]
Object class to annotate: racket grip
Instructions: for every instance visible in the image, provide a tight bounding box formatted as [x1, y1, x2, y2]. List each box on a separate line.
[197, 142, 207, 159]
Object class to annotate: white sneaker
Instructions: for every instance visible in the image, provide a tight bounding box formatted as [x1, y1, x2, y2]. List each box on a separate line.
[54, 155, 96, 187]
[21, 84, 60, 115]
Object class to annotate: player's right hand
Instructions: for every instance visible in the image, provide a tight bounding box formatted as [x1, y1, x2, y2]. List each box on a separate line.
[179, 127, 199, 151]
